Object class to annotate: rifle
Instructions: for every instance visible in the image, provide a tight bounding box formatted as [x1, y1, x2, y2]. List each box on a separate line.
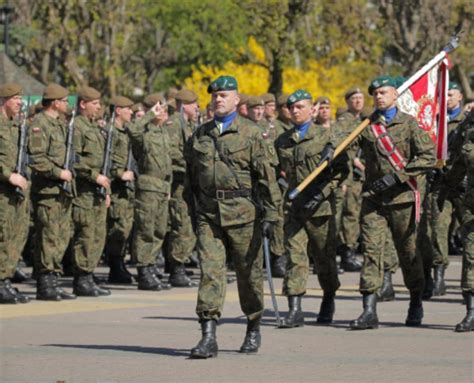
[14, 96, 31, 200]
[98, 107, 116, 198]
[61, 99, 78, 194]
[124, 143, 136, 191]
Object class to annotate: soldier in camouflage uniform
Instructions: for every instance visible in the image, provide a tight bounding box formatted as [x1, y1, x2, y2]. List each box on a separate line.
[0, 83, 30, 304]
[237, 94, 249, 118]
[72, 86, 111, 297]
[128, 94, 172, 291]
[246, 96, 265, 125]
[105, 96, 135, 284]
[187, 76, 281, 358]
[164, 89, 199, 288]
[275, 90, 348, 327]
[350, 76, 435, 330]
[28, 83, 77, 301]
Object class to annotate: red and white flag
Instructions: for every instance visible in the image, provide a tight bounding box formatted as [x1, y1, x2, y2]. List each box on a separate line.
[397, 56, 450, 164]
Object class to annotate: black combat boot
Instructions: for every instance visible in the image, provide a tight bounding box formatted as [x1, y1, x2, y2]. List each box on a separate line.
[350, 293, 379, 330]
[340, 246, 362, 272]
[169, 262, 197, 288]
[422, 267, 434, 300]
[279, 295, 304, 328]
[73, 270, 100, 297]
[190, 320, 218, 359]
[270, 253, 287, 278]
[108, 257, 133, 284]
[137, 266, 164, 291]
[433, 265, 447, 296]
[53, 273, 76, 300]
[455, 292, 474, 332]
[0, 279, 19, 304]
[36, 273, 61, 301]
[377, 272, 395, 302]
[317, 292, 335, 324]
[406, 290, 424, 326]
[239, 318, 261, 354]
[4, 279, 30, 303]
[88, 273, 111, 296]
[12, 265, 29, 283]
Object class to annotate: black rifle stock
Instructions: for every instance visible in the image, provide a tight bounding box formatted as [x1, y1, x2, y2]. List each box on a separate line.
[99, 108, 116, 199]
[61, 100, 78, 194]
[14, 96, 31, 200]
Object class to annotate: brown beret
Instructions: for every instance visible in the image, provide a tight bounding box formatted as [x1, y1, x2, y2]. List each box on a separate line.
[78, 86, 101, 101]
[277, 94, 289, 107]
[315, 96, 330, 105]
[143, 93, 165, 108]
[344, 86, 363, 100]
[247, 96, 264, 108]
[175, 89, 198, 104]
[238, 93, 250, 106]
[132, 102, 144, 113]
[0, 83, 22, 98]
[43, 83, 68, 100]
[261, 93, 276, 104]
[110, 96, 134, 108]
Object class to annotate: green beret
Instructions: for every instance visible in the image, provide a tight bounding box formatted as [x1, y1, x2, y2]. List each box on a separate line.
[143, 93, 165, 108]
[0, 83, 22, 98]
[368, 75, 397, 95]
[277, 94, 289, 107]
[43, 83, 68, 100]
[175, 89, 198, 104]
[315, 96, 330, 105]
[110, 96, 134, 108]
[78, 86, 101, 101]
[344, 86, 363, 100]
[238, 93, 250, 107]
[207, 75, 238, 93]
[449, 82, 461, 91]
[287, 89, 312, 106]
[247, 96, 264, 108]
[261, 93, 276, 104]
[393, 76, 406, 88]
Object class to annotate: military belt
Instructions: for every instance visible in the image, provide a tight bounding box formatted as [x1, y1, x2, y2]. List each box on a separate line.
[215, 188, 252, 200]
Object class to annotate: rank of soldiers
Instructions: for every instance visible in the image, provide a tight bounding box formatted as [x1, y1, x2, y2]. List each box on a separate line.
[0, 74, 472, 359]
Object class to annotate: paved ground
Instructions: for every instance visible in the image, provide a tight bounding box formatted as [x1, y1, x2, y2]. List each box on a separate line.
[1, 256, 473, 382]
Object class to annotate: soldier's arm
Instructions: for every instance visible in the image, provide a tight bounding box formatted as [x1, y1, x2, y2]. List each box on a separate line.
[0, 131, 12, 182]
[27, 123, 63, 180]
[73, 126, 100, 184]
[109, 136, 127, 181]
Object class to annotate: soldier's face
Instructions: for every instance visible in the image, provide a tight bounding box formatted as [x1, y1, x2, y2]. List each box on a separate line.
[447, 89, 463, 110]
[289, 99, 313, 125]
[182, 102, 199, 122]
[238, 103, 248, 117]
[117, 106, 133, 123]
[248, 105, 265, 122]
[134, 110, 145, 120]
[347, 93, 364, 113]
[279, 105, 291, 121]
[80, 99, 102, 119]
[54, 98, 69, 114]
[373, 86, 397, 110]
[212, 90, 239, 117]
[318, 104, 331, 122]
[2, 95, 22, 118]
[264, 102, 276, 119]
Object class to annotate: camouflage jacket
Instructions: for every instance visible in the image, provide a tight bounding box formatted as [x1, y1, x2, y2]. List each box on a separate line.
[165, 113, 194, 184]
[0, 114, 20, 192]
[359, 110, 435, 205]
[109, 122, 134, 198]
[186, 114, 281, 226]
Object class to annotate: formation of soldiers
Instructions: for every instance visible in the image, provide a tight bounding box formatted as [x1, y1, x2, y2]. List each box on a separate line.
[0, 73, 473, 359]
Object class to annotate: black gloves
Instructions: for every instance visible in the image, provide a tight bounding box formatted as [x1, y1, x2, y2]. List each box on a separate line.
[262, 221, 275, 239]
[303, 191, 324, 210]
[292, 187, 324, 213]
[318, 143, 335, 166]
[370, 174, 400, 193]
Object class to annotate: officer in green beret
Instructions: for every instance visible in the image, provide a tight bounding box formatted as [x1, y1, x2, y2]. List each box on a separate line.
[187, 75, 281, 358]
[350, 76, 435, 330]
[28, 83, 77, 300]
[0, 83, 31, 304]
[276, 89, 348, 327]
[72, 85, 111, 297]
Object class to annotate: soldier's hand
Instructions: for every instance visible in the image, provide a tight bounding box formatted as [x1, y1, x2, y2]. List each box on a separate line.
[96, 174, 110, 189]
[312, 102, 321, 119]
[59, 169, 73, 182]
[370, 173, 400, 193]
[121, 170, 135, 182]
[105, 194, 111, 208]
[9, 173, 28, 191]
[151, 101, 164, 117]
[318, 143, 335, 166]
[353, 158, 365, 172]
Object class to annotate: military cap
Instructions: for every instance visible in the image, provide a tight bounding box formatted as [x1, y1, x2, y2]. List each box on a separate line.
[110, 96, 134, 108]
[207, 75, 238, 93]
[449, 82, 461, 91]
[247, 96, 264, 108]
[287, 89, 312, 106]
[277, 94, 289, 107]
[315, 96, 330, 105]
[43, 83, 69, 100]
[132, 102, 144, 113]
[175, 89, 198, 104]
[344, 86, 363, 100]
[261, 93, 276, 104]
[238, 93, 250, 107]
[77, 86, 101, 101]
[143, 93, 165, 108]
[0, 83, 22, 98]
[368, 75, 397, 95]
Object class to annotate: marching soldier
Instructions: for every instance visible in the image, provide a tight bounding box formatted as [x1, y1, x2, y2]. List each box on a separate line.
[0, 83, 30, 304]
[28, 83, 76, 300]
[187, 76, 281, 358]
[237, 94, 249, 118]
[350, 76, 435, 330]
[246, 96, 265, 125]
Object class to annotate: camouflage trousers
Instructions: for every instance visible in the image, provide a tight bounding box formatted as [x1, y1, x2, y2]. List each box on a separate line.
[360, 198, 424, 294]
[0, 190, 29, 280]
[383, 234, 399, 273]
[283, 213, 340, 296]
[132, 190, 169, 267]
[461, 207, 474, 292]
[270, 197, 286, 257]
[106, 193, 134, 259]
[72, 195, 107, 273]
[340, 179, 363, 249]
[195, 217, 263, 322]
[333, 186, 345, 247]
[34, 195, 72, 274]
[167, 182, 196, 264]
